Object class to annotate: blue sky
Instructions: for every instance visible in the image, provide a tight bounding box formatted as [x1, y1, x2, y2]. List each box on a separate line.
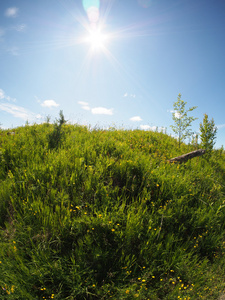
[0, 0, 225, 147]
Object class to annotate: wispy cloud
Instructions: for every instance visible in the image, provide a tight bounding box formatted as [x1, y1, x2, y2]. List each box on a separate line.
[140, 125, 165, 131]
[78, 101, 113, 115]
[91, 107, 113, 115]
[169, 109, 182, 119]
[78, 101, 88, 106]
[5, 7, 19, 18]
[216, 124, 225, 130]
[0, 89, 5, 99]
[140, 124, 152, 130]
[14, 24, 26, 32]
[123, 92, 136, 98]
[82, 105, 91, 111]
[174, 112, 182, 119]
[0, 103, 32, 120]
[36, 114, 42, 120]
[0, 89, 37, 121]
[7, 46, 19, 56]
[41, 100, 59, 108]
[0, 88, 16, 102]
[130, 116, 142, 122]
[78, 101, 91, 111]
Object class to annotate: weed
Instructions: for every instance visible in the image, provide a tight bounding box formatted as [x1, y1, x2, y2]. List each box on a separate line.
[0, 123, 225, 299]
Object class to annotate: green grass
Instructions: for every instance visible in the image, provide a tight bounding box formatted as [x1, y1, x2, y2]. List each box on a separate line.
[0, 122, 225, 299]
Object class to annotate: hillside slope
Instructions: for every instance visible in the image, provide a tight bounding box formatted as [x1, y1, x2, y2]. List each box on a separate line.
[0, 123, 225, 299]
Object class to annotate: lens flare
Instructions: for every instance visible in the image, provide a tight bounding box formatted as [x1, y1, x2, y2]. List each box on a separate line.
[82, 0, 111, 52]
[82, 0, 100, 12]
[82, 0, 100, 25]
[87, 6, 99, 24]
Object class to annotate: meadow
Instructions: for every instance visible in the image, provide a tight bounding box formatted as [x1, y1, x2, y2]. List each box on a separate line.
[0, 120, 225, 299]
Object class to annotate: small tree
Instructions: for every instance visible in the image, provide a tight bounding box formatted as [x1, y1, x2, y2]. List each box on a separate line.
[48, 110, 67, 149]
[191, 133, 199, 149]
[199, 114, 217, 157]
[170, 93, 198, 147]
[45, 115, 51, 124]
[57, 110, 67, 126]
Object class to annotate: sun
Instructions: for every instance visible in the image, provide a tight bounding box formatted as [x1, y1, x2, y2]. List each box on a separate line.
[86, 27, 108, 51]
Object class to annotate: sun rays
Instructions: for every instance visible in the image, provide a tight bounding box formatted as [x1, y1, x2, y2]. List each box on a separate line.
[85, 27, 108, 51]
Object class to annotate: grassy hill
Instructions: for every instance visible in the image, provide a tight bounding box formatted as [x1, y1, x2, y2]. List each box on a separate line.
[0, 122, 225, 299]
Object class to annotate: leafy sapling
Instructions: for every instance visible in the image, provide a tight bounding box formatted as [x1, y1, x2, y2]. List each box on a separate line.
[48, 110, 67, 149]
[57, 110, 67, 126]
[170, 93, 198, 148]
[199, 113, 217, 157]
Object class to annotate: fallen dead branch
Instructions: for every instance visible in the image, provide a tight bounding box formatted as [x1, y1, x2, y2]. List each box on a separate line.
[168, 149, 206, 164]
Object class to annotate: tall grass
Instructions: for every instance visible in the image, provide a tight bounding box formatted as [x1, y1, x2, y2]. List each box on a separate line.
[0, 123, 225, 299]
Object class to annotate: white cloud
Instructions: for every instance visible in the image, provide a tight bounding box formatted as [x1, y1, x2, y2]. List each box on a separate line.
[78, 101, 89, 106]
[91, 107, 113, 115]
[0, 88, 17, 102]
[123, 93, 136, 98]
[35, 114, 42, 119]
[140, 124, 152, 130]
[41, 100, 59, 108]
[169, 109, 182, 119]
[216, 124, 225, 130]
[78, 101, 91, 110]
[174, 111, 182, 119]
[82, 105, 91, 111]
[0, 89, 5, 99]
[5, 7, 19, 18]
[14, 24, 26, 32]
[130, 116, 142, 122]
[78, 101, 113, 115]
[0, 103, 31, 120]
[140, 125, 165, 131]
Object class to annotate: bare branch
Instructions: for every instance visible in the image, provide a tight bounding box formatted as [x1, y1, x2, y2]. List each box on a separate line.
[168, 149, 205, 164]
